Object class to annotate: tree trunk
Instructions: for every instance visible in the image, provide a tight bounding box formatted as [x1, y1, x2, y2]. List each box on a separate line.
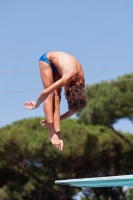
[118, 187, 126, 200]
[5, 156, 61, 199]
[110, 125, 133, 150]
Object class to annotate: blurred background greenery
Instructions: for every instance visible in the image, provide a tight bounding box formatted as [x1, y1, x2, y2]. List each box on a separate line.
[0, 73, 133, 200]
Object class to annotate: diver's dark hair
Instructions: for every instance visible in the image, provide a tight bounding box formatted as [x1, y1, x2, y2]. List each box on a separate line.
[65, 85, 87, 111]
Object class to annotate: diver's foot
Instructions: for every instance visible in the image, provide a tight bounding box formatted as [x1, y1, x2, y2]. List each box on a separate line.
[56, 131, 64, 151]
[48, 133, 62, 151]
[40, 120, 63, 151]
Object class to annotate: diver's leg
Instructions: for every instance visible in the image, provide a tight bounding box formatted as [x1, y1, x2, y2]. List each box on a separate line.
[40, 72, 64, 150]
[39, 61, 61, 150]
[53, 73, 64, 150]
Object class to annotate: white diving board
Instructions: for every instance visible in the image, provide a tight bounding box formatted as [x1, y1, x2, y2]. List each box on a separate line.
[55, 175, 133, 187]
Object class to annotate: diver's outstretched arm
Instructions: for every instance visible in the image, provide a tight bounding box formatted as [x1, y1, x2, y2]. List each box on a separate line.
[24, 75, 71, 110]
[40, 110, 77, 125]
[60, 110, 77, 121]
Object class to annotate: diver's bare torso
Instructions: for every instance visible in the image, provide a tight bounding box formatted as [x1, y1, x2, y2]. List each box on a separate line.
[47, 51, 85, 87]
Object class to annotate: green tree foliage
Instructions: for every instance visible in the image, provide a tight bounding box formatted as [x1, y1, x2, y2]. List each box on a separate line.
[0, 118, 133, 199]
[79, 73, 133, 125]
[78, 73, 133, 149]
[125, 188, 133, 200]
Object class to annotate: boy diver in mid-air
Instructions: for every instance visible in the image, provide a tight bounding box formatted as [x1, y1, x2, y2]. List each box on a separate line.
[24, 51, 87, 151]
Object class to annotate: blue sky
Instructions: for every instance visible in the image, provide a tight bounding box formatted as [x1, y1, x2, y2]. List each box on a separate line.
[0, 0, 133, 133]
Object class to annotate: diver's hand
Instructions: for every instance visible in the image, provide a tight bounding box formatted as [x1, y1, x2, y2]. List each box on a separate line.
[23, 101, 39, 110]
[40, 119, 48, 128]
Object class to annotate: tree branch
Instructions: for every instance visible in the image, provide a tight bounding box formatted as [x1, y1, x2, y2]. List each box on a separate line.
[110, 125, 133, 150]
[5, 156, 61, 198]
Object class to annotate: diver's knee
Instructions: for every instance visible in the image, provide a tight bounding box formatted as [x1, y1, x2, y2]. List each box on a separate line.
[46, 92, 55, 101]
[54, 92, 61, 104]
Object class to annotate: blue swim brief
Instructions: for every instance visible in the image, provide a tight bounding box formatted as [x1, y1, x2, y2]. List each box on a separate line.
[39, 53, 57, 73]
